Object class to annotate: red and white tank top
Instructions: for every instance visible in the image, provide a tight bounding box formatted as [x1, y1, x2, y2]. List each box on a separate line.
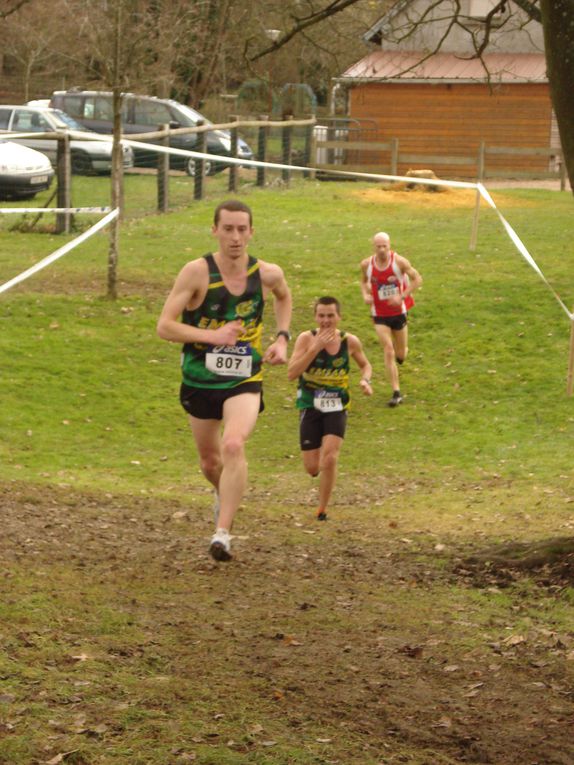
[366, 252, 414, 318]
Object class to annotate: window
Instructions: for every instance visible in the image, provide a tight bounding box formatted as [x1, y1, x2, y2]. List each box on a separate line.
[12, 110, 51, 132]
[62, 96, 84, 119]
[132, 99, 172, 127]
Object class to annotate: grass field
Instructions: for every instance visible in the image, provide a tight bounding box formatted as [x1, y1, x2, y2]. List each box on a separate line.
[1, 172, 573, 765]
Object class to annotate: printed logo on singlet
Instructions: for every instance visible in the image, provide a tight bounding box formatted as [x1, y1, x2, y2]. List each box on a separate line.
[236, 299, 258, 318]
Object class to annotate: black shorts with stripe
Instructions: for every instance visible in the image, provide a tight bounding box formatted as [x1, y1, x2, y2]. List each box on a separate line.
[299, 406, 347, 451]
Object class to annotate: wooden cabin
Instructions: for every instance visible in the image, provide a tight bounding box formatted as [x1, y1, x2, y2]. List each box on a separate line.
[334, 0, 557, 179]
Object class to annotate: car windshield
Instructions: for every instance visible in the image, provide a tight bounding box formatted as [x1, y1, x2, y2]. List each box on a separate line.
[172, 103, 213, 127]
[51, 109, 91, 131]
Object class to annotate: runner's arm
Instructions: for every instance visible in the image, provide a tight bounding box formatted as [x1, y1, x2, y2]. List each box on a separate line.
[396, 255, 423, 298]
[261, 263, 292, 364]
[157, 262, 243, 346]
[348, 334, 373, 396]
[287, 332, 320, 381]
[360, 259, 373, 304]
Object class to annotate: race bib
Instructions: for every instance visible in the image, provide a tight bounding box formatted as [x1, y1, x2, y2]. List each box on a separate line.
[377, 283, 399, 300]
[313, 389, 343, 413]
[205, 342, 253, 378]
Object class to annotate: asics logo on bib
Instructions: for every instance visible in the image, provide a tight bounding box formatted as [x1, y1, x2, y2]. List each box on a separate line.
[212, 344, 250, 354]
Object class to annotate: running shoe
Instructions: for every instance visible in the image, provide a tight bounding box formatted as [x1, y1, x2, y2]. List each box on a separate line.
[317, 511, 328, 521]
[209, 529, 232, 561]
[387, 391, 403, 408]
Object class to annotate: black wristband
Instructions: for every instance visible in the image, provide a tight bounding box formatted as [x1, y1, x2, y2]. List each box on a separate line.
[276, 330, 291, 342]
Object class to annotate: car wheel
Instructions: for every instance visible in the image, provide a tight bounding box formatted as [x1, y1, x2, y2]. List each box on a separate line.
[71, 152, 93, 175]
[185, 157, 212, 177]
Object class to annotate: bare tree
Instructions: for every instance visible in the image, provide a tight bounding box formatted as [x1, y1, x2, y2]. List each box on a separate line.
[1, 2, 63, 101]
[540, 0, 574, 192]
[245, 0, 574, 195]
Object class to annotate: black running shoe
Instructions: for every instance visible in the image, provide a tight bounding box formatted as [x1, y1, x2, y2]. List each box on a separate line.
[387, 392, 403, 408]
[317, 511, 328, 521]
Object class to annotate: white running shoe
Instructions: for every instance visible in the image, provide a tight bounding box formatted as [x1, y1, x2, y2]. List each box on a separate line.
[209, 528, 232, 562]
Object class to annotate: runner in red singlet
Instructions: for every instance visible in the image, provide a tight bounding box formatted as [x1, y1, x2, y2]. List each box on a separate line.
[360, 232, 422, 407]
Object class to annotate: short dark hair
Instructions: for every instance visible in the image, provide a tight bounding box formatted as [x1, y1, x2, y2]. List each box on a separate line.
[213, 199, 253, 227]
[314, 296, 341, 315]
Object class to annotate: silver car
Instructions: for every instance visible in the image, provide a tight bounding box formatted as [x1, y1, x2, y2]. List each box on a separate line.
[0, 105, 133, 175]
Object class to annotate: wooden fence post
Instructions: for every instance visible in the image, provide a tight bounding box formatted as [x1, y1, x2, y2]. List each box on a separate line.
[256, 116, 268, 188]
[56, 133, 71, 234]
[390, 137, 399, 178]
[228, 115, 238, 193]
[303, 121, 313, 179]
[309, 124, 317, 180]
[157, 123, 169, 213]
[194, 122, 206, 201]
[281, 116, 293, 185]
[470, 141, 485, 252]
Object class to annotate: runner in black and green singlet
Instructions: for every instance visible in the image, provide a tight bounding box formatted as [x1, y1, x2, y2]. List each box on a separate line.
[296, 329, 350, 412]
[157, 199, 292, 562]
[288, 297, 372, 522]
[182, 253, 265, 389]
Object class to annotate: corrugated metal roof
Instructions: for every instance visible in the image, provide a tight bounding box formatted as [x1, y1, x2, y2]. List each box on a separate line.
[339, 51, 547, 83]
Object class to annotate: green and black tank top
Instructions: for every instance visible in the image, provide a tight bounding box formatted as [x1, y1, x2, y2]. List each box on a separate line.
[181, 253, 265, 389]
[296, 331, 351, 411]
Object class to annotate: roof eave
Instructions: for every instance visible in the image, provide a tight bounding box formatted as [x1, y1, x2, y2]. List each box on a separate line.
[334, 76, 548, 85]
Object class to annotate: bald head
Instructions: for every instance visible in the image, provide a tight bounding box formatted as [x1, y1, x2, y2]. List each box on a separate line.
[373, 231, 391, 260]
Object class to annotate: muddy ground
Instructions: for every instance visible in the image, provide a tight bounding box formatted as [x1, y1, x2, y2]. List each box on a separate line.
[1, 481, 573, 765]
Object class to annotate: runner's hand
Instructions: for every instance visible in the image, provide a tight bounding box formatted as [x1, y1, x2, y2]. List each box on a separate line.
[211, 320, 244, 346]
[263, 340, 288, 365]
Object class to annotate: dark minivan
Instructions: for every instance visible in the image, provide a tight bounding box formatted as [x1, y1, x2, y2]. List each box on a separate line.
[50, 90, 253, 176]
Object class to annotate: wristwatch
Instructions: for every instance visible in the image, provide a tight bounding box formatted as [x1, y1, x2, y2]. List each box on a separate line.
[276, 330, 291, 342]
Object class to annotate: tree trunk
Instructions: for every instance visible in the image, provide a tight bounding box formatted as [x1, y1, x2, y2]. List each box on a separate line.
[541, 0, 574, 195]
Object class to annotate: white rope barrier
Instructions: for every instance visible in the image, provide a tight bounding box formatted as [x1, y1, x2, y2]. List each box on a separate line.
[1, 130, 569, 322]
[476, 183, 573, 321]
[0, 206, 112, 214]
[0, 208, 118, 295]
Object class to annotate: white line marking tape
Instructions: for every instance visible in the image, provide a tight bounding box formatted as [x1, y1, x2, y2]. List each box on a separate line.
[477, 184, 573, 321]
[0, 206, 112, 214]
[2, 134, 569, 322]
[0, 208, 119, 296]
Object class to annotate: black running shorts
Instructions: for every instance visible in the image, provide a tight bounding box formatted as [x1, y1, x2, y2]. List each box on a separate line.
[180, 382, 264, 420]
[299, 407, 347, 451]
[373, 314, 407, 330]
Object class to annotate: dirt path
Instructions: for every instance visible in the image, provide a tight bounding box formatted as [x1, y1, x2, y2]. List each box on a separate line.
[1, 481, 573, 765]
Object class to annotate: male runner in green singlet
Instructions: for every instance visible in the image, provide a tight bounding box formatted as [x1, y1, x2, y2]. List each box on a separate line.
[288, 297, 372, 521]
[157, 200, 292, 561]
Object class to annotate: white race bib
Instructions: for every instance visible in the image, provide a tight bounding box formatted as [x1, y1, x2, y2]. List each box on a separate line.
[205, 343, 253, 378]
[314, 389, 343, 412]
[377, 283, 399, 300]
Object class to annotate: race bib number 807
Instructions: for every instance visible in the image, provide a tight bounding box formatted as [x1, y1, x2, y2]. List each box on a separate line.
[206, 343, 253, 378]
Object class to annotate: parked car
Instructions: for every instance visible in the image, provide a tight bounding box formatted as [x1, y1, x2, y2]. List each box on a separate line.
[0, 140, 54, 199]
[0, 105, 134, 175]
[49, 90, 254, 176]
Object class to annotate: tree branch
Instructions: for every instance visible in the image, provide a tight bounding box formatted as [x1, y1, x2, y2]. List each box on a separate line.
[510, 0, 542, 24]
[247, 0, 361, 62]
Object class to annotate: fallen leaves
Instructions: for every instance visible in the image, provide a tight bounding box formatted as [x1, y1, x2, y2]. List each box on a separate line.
[44, 752, 79, 765]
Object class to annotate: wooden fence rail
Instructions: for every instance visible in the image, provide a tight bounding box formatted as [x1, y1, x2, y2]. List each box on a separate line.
[6, 120, 567, 226]
[314, 135, 567, 190]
